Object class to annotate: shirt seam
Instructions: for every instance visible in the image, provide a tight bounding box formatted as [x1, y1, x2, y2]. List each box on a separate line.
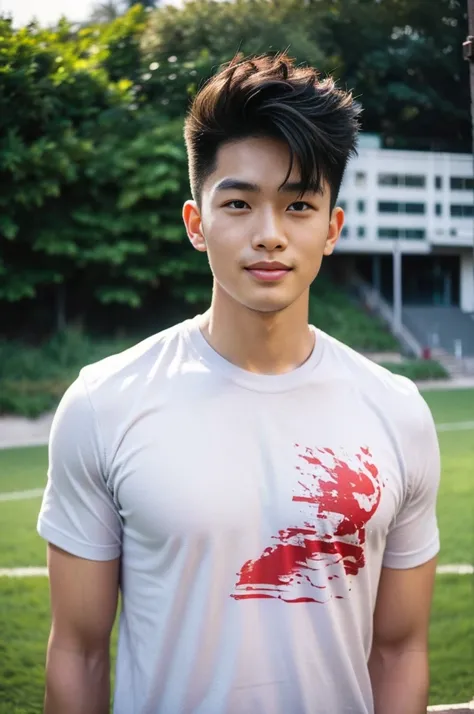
[79, 370, 109, 484]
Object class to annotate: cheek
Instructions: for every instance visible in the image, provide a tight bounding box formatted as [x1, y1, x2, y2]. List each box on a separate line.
[203, 214, 244, 253]
[202, 225, 239, 278]
[298, 221, 329, 255]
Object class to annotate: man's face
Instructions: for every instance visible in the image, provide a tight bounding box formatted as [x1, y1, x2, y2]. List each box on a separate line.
[183, 136, 344, 314]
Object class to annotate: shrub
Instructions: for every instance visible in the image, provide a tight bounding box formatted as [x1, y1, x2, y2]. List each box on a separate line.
[380, 359, 449, 382]
[0, 328, 136, 416]
[309, 283, 398, 352]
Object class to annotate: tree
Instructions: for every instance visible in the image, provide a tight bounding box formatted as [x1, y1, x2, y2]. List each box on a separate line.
[142, 0, 471, 150]
[1, 0, 471, 336]
[314, 0, 470, 150]
[89, 0, 156, 24]
[90, 0, 126, 24]
[0, 9, 205, 331]
[127, 0, 156, 7]
[140, 0, 329, 120]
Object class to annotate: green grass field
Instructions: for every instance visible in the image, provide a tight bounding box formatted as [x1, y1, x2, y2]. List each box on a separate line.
[0, 389, 473, 713]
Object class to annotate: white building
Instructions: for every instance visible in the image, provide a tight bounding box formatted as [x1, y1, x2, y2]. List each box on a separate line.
[336, 134, 474, 314]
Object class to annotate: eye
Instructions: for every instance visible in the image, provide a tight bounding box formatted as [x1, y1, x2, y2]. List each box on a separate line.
[223, 200, 249, 210]
[288, 201, 313, 212]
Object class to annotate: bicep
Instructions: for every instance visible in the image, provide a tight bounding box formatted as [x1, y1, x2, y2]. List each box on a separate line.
[372, 558, 437, 651]
[48, 544, 120, 653]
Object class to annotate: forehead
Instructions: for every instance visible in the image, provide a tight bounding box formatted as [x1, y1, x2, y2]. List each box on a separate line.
[209, 136, 300, 188]
[203, 135, 329, 200]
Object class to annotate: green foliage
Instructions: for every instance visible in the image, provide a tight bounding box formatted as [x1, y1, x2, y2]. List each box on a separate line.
[0, 329, 135, 416]
[141, 0, 326, 116]
[0, 0, 470, 338]
[0, 9, 211, 315]
[319, 0, 470, 148]
[309, 280, 398, 352]
[142, 0, 469, 147]
[380, 359, 449, 381]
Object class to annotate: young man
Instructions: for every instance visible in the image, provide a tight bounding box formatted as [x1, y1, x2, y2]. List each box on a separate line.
[38, 54, 440, 714]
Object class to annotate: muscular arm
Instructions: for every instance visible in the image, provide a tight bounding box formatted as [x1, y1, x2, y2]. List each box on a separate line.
[368, 558, 437, 714]
[44, 544, 120, 714]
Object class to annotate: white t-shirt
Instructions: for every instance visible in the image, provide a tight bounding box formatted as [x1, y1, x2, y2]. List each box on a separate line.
[37, 316, 440, 714]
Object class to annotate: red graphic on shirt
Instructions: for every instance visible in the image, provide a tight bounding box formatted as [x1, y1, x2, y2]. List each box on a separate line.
[231, 445, 382, 603]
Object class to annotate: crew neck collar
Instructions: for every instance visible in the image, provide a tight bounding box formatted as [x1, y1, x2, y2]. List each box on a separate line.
[183, 314, 324, 393]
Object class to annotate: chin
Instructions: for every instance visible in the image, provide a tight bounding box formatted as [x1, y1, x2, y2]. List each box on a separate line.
[243, 299, 295, 315]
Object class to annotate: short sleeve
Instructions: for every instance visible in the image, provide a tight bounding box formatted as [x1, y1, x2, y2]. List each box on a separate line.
[383, 394, 440, 569]
[37, 372, 122, 561]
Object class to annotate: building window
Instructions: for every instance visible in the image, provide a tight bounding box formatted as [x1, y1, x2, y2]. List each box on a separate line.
[450, 204, 474, 217]
[450, 228, 457, 236]
[338, 200, 347, 211]
[404, 229, 425, 239]
[378, 174, 425, 187]
[378, 174, 398, 187]
[341, 226, 349, 238]
[378, 228, 425, 239]
[355, 171, 366, 186]
[405, 202, 425, 215]
[378, 228, 399, 238]
[357, 200, 366, 213]
[357, 226, 366, 238]
[450, 177, 474, 191]
[378, 201, 399, 213]
[435, 176, 442, 189]
[378, 201, 425, 214]
[435, 203, 442, 216]
[404, 175, 425, 187]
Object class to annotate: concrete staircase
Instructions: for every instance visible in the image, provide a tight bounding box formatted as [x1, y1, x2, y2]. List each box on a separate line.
[351, 276, 474, 375]
[430, 348, 474, 378]
[402, 307, 474, 357]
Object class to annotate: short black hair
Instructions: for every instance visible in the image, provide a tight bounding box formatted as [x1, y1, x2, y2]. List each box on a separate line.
[184, 52, 361, 210]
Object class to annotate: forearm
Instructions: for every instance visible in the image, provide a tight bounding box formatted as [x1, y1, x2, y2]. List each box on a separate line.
[44, 641, 111, 714]
[369, 646, 429, 714]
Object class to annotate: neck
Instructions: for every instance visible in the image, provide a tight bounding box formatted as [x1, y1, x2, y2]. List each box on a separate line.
[199, 284, 314, 375]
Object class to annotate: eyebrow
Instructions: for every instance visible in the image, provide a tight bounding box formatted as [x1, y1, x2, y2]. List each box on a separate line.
[214, 178, 322, 195]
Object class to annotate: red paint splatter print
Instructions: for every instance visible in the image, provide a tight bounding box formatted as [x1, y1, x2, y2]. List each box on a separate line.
[231, 445, 382, 603]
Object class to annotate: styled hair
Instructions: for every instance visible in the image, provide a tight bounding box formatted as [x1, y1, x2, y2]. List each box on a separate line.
[184, 52, 361, 210]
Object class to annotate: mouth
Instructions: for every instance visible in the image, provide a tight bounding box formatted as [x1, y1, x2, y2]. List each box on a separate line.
[245, 262, 293, 282]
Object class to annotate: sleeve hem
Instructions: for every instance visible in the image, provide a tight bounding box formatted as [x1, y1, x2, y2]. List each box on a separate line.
[37, 520, 121, 562]
[382, 536, 440, 570]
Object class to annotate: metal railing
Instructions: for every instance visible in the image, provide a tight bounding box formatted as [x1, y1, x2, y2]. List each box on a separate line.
[350, 275, 424, 358]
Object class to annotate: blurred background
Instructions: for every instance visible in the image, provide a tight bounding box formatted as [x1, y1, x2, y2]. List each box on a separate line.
[0, 0, 472, 416]
[0, 1, 473, 713]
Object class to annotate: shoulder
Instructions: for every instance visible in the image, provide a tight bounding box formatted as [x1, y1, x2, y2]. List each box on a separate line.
[53, 319, 192, 459]
[317, 329, 431, 432]
[81, 320, 188, 396]
[318, 331, 439, 496]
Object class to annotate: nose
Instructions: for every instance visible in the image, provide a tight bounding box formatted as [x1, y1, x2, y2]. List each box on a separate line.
[251, 209, 288, 252]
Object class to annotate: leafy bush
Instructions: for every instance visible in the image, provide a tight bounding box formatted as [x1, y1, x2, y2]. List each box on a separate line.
[380, 359, 449, 381]
[309, 281, 398, 352]
[0, 328, 136, 416]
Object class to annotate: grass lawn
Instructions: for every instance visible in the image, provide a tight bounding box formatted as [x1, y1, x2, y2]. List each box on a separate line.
[0, 389, 472, 711]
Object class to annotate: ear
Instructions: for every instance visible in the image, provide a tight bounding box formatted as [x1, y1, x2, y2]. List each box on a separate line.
[323, 206, 345, 256]
[183, 200, 207, 253]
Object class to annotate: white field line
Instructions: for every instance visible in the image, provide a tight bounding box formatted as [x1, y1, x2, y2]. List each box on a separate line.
[0, 419, 473, 504]
[0, 488, 45, 502]
[428, 704, 474, 711]
[436, 421, 474, 432]
[0, 564, 472, 578]
[0, 567, 48, 577]
[436, 564, 473, 575]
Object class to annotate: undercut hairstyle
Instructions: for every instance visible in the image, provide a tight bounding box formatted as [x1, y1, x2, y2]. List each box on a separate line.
[184, 53, 361, 210]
